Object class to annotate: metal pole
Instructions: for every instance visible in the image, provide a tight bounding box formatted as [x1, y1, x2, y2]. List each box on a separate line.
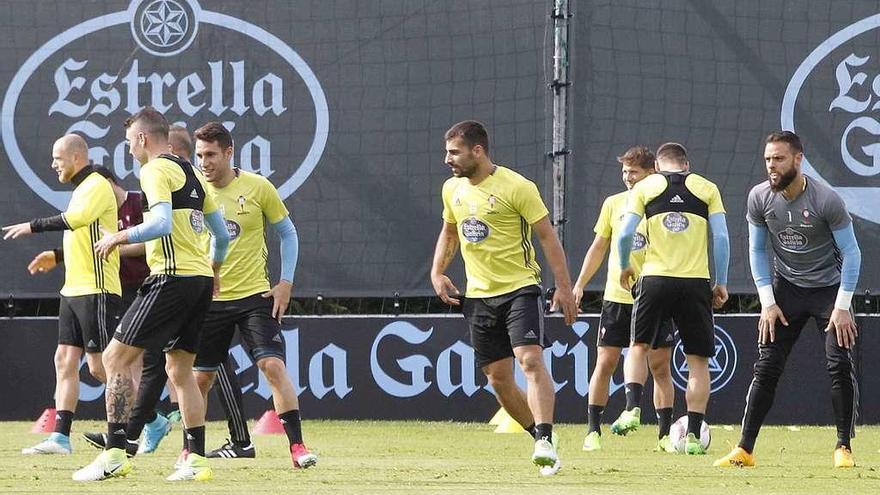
[550, 0, 571, 245]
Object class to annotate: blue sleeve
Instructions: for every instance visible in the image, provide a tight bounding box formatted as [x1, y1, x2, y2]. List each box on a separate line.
[204, 210, 229, 263]
[127, 202, 171, 242]
[709, 213, 730, 286]
[748, 222, 772, 288]
[616, 212, 641, 269]
[832, 224, 861, 292]
[270, 217, 299, 283]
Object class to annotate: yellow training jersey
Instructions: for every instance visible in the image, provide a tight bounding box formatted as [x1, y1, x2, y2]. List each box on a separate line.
[626, 172, 724, 279]
[61, 168, 122, 297]
[594, 191, 648, 304]
[206, 170, 289, 301]
[441, 166, 549, 298]
[139, 155, 218, 277]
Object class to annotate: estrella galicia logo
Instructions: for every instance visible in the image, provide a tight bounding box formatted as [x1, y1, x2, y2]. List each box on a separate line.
[671, 325, 737, 393]
[461, 217, 489, 243]
[632, 232, 647, 251]
[189, 209, 204, 233]
[225, 219, 241, 240]
[2, 0, 328, 211]
[662, 212, 689, 233]
[776, 227, 808, 250]
[782, 14, 880, 224]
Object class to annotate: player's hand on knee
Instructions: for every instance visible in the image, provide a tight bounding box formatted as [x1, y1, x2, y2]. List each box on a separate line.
[758, 304, 787, 344]
[825, 309, 857, 349]
[432, 274, 460, 305]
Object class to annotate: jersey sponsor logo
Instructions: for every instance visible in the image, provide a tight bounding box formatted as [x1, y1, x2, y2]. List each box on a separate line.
[783, 14, 880, 224]
[190, 209, 204, 233]
[461, 217, 489, 243]
[225, 219, 241, 240]
[661, 212, 689, 232]
[2, 0, 328, 211]
[776, 227, 808, 250]
[671, 326, 737, 393]
[632, 232, 647, 251]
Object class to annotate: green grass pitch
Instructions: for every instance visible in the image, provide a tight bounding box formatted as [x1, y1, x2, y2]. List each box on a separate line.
[1, 420, 878, 494]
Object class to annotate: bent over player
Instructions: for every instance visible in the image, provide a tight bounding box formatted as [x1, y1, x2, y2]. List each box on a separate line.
[715, 131, 861, 469]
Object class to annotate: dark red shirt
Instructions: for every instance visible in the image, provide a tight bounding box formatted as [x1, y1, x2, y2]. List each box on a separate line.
[118, 191, 150, 289]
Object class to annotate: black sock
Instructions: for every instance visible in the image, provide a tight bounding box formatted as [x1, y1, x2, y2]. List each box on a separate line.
[687, 412, 704, 438]
[587, 405, 604, 434]
[525, 423, 537, 438]
[624, 383, 643, 411]
[278, 409, 304, 445]
[185, 426, 206, 457]
[656, 408, 673, 438]
[54, 410, 74, 437]
[534, 423, 553, 441]
[107, 422, 128, 450]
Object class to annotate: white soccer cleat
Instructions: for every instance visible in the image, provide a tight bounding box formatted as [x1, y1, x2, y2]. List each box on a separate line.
[22, 433, 72, 455]
[532, 433, 559, 467]
[72, 448, 132, 481]
[540, 458, 562, 476]
[166, 452, 213, 481]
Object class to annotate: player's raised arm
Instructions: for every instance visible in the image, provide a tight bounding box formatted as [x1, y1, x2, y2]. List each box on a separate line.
[95, 202, 171, 260]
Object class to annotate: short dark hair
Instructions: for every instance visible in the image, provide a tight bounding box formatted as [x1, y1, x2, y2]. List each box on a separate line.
[655, 142, 688, 165]
[193, 121, 233, 150]
[168, 125, 193, 159]
[124, 106, 169, 140]
[444, 120, 490, 154]
[765, 130, 803, 153]
[617, 146, 655, 170]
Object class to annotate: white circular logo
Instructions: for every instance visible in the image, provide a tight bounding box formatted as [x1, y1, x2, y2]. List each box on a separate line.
[782, 14, 880, 224]
[461, 217, 490, 243]
[1, 0, 328, 211]
[632, 231, 647, 251]
[671, 325, 737, 393]
[189, 209, 204, 233]
[662, 212, 689, 233]
[225, 219, 241, 240]
[132, 0, 198, 56]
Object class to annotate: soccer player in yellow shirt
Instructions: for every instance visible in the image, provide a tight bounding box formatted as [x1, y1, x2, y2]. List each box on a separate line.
[432, 120, 577, 476]
[617, 143, 729, 455]
[190, 121, 316, 469]
[3, 134, 122, 456]
[572, 146, 676, 453]
[73, 107, 230, 482]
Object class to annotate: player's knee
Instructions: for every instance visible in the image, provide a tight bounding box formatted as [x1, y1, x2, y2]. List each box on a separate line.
[483, 367, 514, 390]
[593, 353, 618, 378]
[54, 347, 80, 375]
[165, 363, 191, 386]
[256, 357, 287, 384]
[194, 371, 216, 393]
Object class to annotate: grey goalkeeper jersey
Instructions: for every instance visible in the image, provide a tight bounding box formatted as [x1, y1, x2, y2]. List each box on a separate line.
[746, 178, 851, 288]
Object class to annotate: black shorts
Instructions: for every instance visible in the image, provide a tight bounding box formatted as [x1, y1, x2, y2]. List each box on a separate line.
[114, 275, 213, 354]
[632, 276, 714, 357]
[193, 293, 284, 370]
[58, 293, 122, 353]
[597, 300, 674, 348]
[462, 285, 546, 369]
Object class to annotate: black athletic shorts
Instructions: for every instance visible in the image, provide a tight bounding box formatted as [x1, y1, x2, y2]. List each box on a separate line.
[462, 285, 547, 369]
[597, 300, 674, 348]
[58, 293, 122, 353]
[114, 275, 213, 354]
[193, 293, 285, 370]
[631, 276, 714, 357]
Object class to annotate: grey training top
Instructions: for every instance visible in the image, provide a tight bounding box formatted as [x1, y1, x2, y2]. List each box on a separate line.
[746, 177, 851, 288]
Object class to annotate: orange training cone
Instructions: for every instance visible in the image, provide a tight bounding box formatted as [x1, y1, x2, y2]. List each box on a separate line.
[253, 409, 285, 434]
[31, 408, 57, 433]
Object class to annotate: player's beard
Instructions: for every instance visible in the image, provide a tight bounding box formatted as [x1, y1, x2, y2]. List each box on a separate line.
[769, 167, 797, 192]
